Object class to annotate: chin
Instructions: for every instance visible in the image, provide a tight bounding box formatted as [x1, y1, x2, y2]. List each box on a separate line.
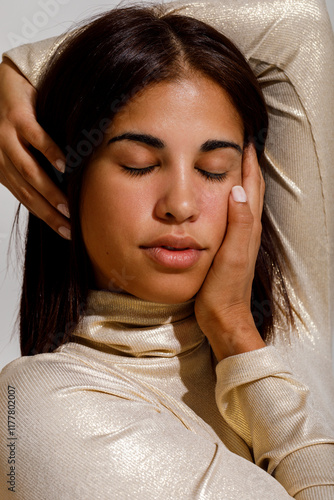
[94, 266, 206, 304]
[125, 278, 202, 305]
[138, 292, 197, 304]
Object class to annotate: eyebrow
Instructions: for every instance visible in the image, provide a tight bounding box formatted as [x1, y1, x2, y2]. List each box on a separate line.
[107, 133, 243, 154]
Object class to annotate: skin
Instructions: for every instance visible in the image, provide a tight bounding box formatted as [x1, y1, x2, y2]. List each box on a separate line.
[80, 75, 244, 304]
[80, 74, 266, 360]
[0, 59, 70, 235]
[0, 62, 266, 361]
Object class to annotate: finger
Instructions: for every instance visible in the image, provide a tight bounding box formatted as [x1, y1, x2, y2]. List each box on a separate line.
[242, 143, 265, 219]
[0, 153, 71, 240]
[0, 164, 39, 220]
[215, 186, 254, 270]
[13, 114, 66, 173]
[242, 144, 264, 257]
[3, 130, 69, 213]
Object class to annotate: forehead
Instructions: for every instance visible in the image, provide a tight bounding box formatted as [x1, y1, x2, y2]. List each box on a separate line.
[108, 75, 244, 143]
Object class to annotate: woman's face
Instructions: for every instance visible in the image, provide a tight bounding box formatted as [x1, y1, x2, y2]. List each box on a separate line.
[80, 74, 244, 303]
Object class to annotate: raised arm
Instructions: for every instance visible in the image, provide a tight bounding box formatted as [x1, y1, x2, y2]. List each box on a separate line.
[4, 0, 332, 414]
[165, 0, 334, 426]
[1, 1, 333, 496]
[0, 57, 70, 238]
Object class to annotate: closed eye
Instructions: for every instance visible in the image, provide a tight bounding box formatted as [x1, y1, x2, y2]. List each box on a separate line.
[195, 168, 228, 182]
[121, 165, 228, 182]
[121, 165, 158, 177]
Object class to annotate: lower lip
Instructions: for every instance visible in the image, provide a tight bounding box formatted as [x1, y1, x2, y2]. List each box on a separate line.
[141, 246, 203, 269]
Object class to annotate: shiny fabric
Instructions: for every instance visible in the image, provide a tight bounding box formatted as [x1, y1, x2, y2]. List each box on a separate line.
[1, 0, 334, 498]
[0, 290, 334, 499]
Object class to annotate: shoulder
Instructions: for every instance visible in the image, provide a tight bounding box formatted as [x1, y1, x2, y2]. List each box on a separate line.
[0, 352, 165, 497]
[0, 353, 205, 499]
[165, 0, 333, 64]
[0, 351, 168, 453]
[0, 351, 90, 400]
[0, 353, 292, 500]
[0, 350, 159, 411]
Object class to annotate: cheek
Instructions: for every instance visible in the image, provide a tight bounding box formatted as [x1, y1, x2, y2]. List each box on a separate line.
[80, 168, 149, 250]
[80, 169, 117, 254]
[201, 180, 235, 235]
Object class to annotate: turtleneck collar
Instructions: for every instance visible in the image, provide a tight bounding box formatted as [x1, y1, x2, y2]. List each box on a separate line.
[71, 289, 206, 358]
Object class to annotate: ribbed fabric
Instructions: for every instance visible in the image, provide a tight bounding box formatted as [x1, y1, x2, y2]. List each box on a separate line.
[1, 0, 334, 498]
[275, 445, 334, 497]
[0, 290, 333, 499]
[3, 1, 334, 394]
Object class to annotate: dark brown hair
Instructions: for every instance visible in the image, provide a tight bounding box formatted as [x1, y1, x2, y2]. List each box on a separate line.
[15, 4, 293, 356]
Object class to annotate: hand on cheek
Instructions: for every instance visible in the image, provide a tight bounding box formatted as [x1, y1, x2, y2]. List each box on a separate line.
[194, 143, 266, 361]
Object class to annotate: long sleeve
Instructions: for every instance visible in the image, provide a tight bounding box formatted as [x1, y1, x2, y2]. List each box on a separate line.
[3, 2, 334, 409]
[2, 0, 334, 498]
[163, 0, 334, 426]
[0, 343, 333, 499]
[2, 32, 68, 87]
[216, 346, 334, 498]
[0, 350, 293, 500]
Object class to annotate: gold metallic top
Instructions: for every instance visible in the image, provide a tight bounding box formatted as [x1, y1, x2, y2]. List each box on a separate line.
[1, 0, 334, 498]
[0, 289, 334, 499]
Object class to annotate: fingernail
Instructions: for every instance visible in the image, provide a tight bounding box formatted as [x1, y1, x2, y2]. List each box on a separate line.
[58, 226, 71, 240]
[57, 203, 70, 218]
[232, 186, 247, 203]
[54, 159, 66, 173]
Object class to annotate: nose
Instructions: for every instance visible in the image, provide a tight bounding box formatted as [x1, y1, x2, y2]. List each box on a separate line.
[154, 165, 200, 223]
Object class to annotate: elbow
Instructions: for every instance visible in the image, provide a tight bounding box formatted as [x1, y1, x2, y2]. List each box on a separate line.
[279, 0, 333, 46]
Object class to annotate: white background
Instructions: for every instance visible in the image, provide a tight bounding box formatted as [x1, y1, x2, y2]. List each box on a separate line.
[0, 0, 334, 370]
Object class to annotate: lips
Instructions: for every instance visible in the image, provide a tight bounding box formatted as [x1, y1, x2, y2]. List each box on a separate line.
[140, 235, 204, 251]
[161, 246, 186, 251]
[140, 235, 205, 269]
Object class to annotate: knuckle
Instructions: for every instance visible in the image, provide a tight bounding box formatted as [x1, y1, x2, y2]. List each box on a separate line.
[226, 248, 248, 268]
[19, 162, 36, 183]
[261, 175, 266, 192]
[237, 211, 254, 228]
[43, 143, 57, 160]
[0, 173, 8, 188]
[43, 144, 52, 157]
[6, 108, 22, 125]
[42, 210, 57, 230]
[256, 170, 263, 185]
[253, 220, 262, 236]
[18, 185, 33, 205]
[229, 255, 248, 272]
[24, 124, 40, 145]
[7, 109, 32, 130]
[255, 232, 262, 250]
[0, 122, 6, 139]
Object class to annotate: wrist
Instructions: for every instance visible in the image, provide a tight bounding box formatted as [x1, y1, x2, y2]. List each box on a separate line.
[211, 331, 266, 362]
[1, 57, 25, 77]
[201, 315, 266, 362]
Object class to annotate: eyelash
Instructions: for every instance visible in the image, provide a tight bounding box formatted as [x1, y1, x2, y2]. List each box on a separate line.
[121, 165, 156, 177]
[121, 165, 228, 183]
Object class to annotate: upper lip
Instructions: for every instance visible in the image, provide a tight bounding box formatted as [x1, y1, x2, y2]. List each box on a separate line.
[141, 235, 204, 250]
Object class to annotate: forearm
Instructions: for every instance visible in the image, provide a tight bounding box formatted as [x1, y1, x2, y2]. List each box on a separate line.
[216, 346, 334, 497]
[201, 313, 266, 362]
[0, 352, 292, 499]
[2, 33, 67, 88]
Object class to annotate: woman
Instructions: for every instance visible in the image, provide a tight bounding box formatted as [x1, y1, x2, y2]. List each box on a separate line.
[0, 1, 333, 499]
